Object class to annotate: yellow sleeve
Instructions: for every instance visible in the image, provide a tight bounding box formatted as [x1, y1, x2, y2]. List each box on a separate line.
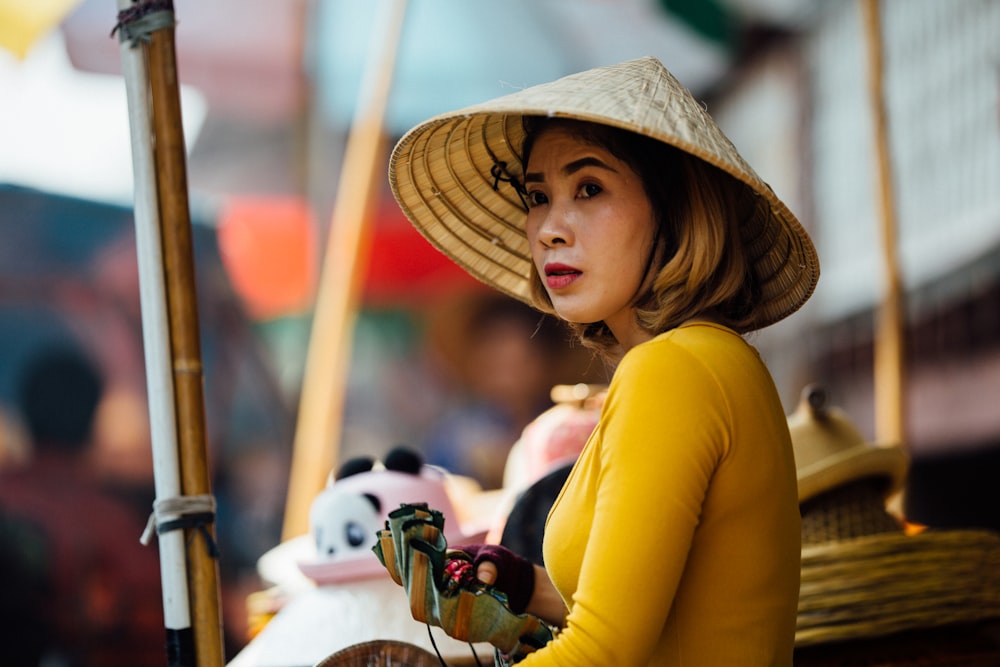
[523, 337, 731, 665]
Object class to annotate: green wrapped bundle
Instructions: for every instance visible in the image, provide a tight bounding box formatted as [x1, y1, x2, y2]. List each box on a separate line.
[372, 503, 554, 660]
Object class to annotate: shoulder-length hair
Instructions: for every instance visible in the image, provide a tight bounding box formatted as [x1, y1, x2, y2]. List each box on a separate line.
[521, 117, 763, 363]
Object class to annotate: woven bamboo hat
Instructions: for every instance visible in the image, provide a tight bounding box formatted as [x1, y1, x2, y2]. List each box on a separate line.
[390, 56, 820, 331]
[788, 384, 908, 503]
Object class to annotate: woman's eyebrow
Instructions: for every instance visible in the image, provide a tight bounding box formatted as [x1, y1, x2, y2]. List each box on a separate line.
[525, 156, 620, 183]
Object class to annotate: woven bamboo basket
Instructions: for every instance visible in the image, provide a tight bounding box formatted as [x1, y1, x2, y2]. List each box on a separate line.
[794, 478, 1000, 667]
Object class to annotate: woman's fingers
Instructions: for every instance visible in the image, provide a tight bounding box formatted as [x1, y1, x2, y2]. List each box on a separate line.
[476, 560, 498, 586]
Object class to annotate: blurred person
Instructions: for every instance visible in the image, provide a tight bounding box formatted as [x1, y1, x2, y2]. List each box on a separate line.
[421, 294, 567, 489]
[0, 404, 30, 470]
[0, 342, 165, 666]
[89, 385, 156, 520]
[0, 515, 49, 666]
[214, 441, 289, 657]
[81, 228, 158, 521]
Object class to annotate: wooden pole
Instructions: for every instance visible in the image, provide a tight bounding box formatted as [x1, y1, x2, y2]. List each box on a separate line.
[145, 9, 225, 667]
[116, 2, 193, 663]
[282, 0, 408, 540]
[861, 0, 907, 447]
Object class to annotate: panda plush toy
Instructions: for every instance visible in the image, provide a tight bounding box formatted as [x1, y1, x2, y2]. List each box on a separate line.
[298, 447, 487, 585]
[233, 448, 495, 666]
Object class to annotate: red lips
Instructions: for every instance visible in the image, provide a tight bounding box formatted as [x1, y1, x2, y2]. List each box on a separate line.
[544, 262, 581, 290]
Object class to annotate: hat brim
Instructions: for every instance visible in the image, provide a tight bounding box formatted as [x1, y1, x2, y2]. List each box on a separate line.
[390, 57, 820, 331]
[234, 580, 493, 665]
[797, 442, 909, 503]
[296, 525, 489, 586]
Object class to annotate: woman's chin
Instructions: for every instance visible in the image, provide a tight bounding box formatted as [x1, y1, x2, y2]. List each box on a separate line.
[551, 303, 598, 326]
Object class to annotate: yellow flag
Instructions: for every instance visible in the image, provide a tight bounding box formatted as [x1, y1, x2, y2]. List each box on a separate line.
[0, 0, 83, 59]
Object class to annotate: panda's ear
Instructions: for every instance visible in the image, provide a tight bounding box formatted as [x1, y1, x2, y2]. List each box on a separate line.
[337, 456, 375, 480]
[383, 447, 422, 475]
[362, 493, 381, 513]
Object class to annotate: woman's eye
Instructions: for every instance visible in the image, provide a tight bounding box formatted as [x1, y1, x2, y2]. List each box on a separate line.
[578, 183, 602, 198]
[526, 190, 548, 207]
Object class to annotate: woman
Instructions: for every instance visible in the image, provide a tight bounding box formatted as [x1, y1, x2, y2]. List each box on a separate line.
[388, 57, 819, 665]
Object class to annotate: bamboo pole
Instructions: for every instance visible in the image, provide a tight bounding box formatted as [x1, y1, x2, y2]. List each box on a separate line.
[116, 5, 193, 666]
[861, 0, 907, 447]
[282, 0, 408, 540]
[144, 11, 225, 667]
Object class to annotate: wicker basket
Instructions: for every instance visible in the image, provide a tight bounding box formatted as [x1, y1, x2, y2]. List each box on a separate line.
[314, 640, 441, 667]
[796, 478, 1000, 647]
[795, 621, 1000, 667]
[797, 526, 1000, 646]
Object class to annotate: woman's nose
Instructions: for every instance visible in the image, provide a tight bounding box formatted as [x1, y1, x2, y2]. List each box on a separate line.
[536, 205, 573, 247]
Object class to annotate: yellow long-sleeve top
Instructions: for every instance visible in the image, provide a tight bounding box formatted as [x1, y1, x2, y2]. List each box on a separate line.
[523, 322, 801, 666]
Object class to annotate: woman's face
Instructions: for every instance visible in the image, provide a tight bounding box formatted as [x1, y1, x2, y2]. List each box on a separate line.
[524, 125, 658, 350]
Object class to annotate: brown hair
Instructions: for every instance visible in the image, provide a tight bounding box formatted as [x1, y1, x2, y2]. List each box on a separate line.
[521, 118, 763, 362]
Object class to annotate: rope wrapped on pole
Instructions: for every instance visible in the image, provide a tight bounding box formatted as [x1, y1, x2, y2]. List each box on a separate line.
[112, 0, 175, 45]
[113, 1, 224, 666]
[142, 495, 221, 560]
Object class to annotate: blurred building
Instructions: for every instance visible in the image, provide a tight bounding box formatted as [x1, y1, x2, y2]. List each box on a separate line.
[712, 0, 1000, 531]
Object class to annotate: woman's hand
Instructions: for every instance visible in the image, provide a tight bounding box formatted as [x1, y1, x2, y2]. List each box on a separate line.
[449, 543, 535, 613]
[477, 561, 568, 628]
[451, 544, 568, 628]
[474, 558, 499, 585]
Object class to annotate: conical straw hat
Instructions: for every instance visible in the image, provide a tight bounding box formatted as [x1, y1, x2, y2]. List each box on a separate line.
[390, 56, 819, 331]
